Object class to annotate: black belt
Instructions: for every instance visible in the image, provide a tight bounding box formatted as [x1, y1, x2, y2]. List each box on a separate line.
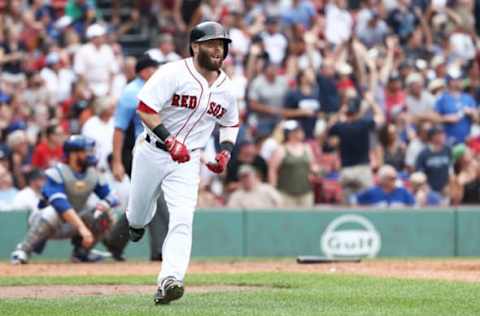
[145, 134, 168, 151]
[145, 134, 202, 152]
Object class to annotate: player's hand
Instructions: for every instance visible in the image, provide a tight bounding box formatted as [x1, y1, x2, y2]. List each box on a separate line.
[95, 200, 111, 213]
[79, 226, 94, 249]
[112, 161, 125, 181]
[165, 136, 190, 163]
[206, 150, 231, 174]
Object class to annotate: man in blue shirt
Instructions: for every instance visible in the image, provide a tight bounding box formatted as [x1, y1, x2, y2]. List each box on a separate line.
[281, 0, 316, 29]
[104, 54, 168, 262]
[11, 135, 118, 264]
[435, 67, 478, 145]
[357, 165, 415, 207]
[415, 126, 452, 195]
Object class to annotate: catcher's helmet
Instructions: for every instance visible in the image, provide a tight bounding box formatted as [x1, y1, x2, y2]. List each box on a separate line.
[189, 21, 231, 59]
[63, 135, 97, 166]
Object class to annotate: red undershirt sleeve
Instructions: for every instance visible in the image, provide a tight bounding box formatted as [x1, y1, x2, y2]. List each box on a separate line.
[137, 101, 157, 114]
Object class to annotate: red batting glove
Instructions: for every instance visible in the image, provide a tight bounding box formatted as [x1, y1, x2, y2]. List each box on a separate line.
[165, 136, 190, 163]
[206, 150, 231, 174]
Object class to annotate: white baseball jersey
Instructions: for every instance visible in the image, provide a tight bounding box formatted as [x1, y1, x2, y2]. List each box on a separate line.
[127, 57, 239, 283]
[137, 57, 239, 149]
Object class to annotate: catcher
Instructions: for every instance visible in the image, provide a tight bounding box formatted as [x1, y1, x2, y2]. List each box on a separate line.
[11, 135, 118, 264]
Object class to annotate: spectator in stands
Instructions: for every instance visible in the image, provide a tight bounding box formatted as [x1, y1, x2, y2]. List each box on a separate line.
[7, 130, 31, 189]
[409, 171, 444, 206]
[31, 124, 64, 169]
[74, 23, 119, 97]
[404, 72, 439, 123]
[0, 28, 26, 90]
[450, 144, 480, 205]
[248, 61, 289, 135]
[405, 121, 432, 173]
[357, 165, 415, 207]
[197, 183, 223, 208]
[11, 168, 45, 215]
[283, 69, 320, 139]
[227, 10, 251, 61]
[147, 33, 181, 64]
[40, 52, 76, 104]
[378, 122, 406, 172]
[356, 10, 389, 48]
[65, 0, 97, 34]
[268, 121, 318, 208]
[285, 36, 322, 78]
[226, 140, 268, 192]
[384, 74, 406, 122]
[317, 58, 340, 113]
[403, 25, 433, 61]
[281, 0, 316, 29]
[435, 66, 478, 145]
[60, 79, 93, 134]
[428, 79, 446, 98]
[416, 126, 452, 195]
[386, 0, 418, 42]
[81, 96, 114, 171]
[227, 164, 283, 209]
[260, 16, 288, 65]
[113, 8, 146, 38]
[0, 165, 18, 209]
[329, 95, 385, 204]
[325, 0, 353, 46]
[23, 72, 53, 110]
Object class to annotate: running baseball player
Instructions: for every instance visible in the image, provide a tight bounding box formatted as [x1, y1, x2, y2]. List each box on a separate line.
[10, 135, 118, 264]
[126, 21, 239, 304]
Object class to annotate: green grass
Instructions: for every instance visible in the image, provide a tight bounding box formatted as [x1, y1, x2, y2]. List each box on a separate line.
[1, 273, 480, 316]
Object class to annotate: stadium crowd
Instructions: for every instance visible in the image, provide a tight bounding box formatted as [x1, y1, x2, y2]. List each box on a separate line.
[1, 0, 480, 212]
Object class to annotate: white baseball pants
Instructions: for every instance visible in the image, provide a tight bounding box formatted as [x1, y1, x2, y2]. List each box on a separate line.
[126, 138, 201, 283]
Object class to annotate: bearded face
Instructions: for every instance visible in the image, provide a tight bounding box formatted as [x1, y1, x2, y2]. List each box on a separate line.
[196, 39, 225, 71]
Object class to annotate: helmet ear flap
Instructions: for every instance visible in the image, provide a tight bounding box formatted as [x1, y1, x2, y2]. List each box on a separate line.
[223, 41, 229, 59]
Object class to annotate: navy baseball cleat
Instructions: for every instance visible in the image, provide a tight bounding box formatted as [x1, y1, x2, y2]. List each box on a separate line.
[128, 226, 145, 242]
[154, 276, 184, 305]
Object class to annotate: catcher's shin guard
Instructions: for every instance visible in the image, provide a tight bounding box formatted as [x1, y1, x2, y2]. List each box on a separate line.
[17, 218, 55, 254]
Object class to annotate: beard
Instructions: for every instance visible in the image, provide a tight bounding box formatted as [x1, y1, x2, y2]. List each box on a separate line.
[197, 47, 223, 71]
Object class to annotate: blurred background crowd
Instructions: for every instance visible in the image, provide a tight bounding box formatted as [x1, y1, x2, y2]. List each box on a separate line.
[1, 0, 480, 212]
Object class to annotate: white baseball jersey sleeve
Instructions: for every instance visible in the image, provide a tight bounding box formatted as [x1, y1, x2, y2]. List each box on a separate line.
[137, 58, 239, 150]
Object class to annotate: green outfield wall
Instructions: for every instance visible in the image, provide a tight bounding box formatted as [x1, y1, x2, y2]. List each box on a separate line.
[0, 208, 479, 260]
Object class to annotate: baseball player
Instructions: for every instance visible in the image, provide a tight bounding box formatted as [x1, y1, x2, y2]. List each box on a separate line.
[126, 21, 239, 304]
[10, 135, 118, 264]
[103, 54, 169, 262]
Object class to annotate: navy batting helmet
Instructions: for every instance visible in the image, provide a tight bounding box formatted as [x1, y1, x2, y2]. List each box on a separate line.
[63, 135, 97, 166]
[189, 21, 231, 59]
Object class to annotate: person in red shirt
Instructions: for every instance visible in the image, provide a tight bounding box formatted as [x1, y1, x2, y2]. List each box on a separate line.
[384, 74, 406, 121]
[31, 124, 64, 169]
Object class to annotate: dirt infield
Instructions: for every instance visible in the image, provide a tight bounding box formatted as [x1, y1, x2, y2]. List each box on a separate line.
[1, 259, 479, 298]
[0, 284, 258, 299]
